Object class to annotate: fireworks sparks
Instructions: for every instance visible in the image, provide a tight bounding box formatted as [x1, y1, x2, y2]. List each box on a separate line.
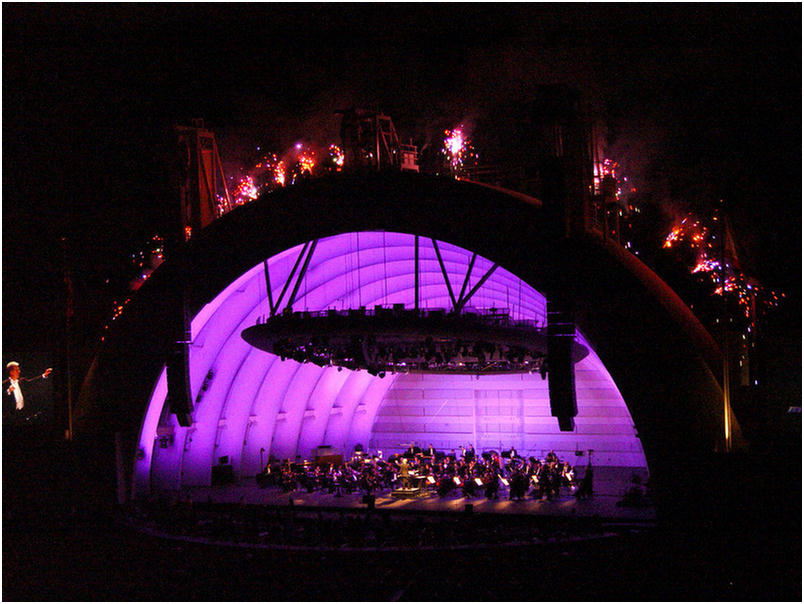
[442, 127, 477, 178]
[692, 258, 721, 274]
[663, 211, 781, 319]
[288, 145, 316, 184]
[218, 154, 288, 217]
[232, 175, 259, 204]
[444, 128, 465, 160]
[663, 217, 709, 249]
[214, 141, 328, 218]
[101, 296, 133, 341]
[327, 144, 345, 171]
[594, 159, 625, 199]
[255, 153, 287, 188]
[298, 151, 316, 176]
[128, 234, 164, 289]
[274, 161, 287, 186]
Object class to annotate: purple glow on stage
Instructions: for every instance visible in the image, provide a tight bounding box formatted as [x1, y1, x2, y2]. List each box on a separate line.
[134, 368, 167, 496]
[137, 232, 646, 495]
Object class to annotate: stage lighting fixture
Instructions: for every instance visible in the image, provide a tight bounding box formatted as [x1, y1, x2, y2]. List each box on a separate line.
[242, 307, 587, 375]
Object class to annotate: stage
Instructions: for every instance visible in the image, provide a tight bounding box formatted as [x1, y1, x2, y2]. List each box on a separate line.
[161, 465, 656, 523]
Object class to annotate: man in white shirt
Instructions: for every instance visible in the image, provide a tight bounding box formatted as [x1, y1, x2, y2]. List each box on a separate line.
[4, 361, 52, 411]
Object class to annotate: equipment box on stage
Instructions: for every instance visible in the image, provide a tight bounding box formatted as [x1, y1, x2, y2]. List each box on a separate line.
[211, 464, 234, 486]
[315, 454, 343, 466]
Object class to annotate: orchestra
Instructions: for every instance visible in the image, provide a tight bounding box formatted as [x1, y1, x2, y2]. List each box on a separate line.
[257, 445, 581, 502]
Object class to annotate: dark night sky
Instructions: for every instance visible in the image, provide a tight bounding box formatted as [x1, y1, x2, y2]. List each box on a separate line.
[3, 4, 801, 371]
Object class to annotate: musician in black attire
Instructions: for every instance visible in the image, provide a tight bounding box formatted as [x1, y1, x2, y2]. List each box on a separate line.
[483, 469, 499, 499]
[359, 467, 377, 495]
[537, 463, 554, 500]
[508, 468, 528, 501]
[575, 462, 594, 500]
[461, 467, 478, 497]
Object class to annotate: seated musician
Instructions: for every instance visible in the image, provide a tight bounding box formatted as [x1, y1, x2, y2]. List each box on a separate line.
[483, 470, 499, 499]
[560, 461, 575, 487]
[437, 473, 455, 498]
[461, 469, 478, 497]
[379, 461, 396, 489]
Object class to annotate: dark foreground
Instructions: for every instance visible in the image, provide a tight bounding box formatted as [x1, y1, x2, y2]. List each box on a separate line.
[3, 427, 801, 601]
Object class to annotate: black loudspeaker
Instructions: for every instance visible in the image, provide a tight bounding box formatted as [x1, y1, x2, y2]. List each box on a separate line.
[211, 464, 234, 486]
[167, 345, 193, 426]
[362, 495, 375, 509]
[547, 302, 577, 432]
[464, 504, 474, 513]
[557, 416, 575, 432]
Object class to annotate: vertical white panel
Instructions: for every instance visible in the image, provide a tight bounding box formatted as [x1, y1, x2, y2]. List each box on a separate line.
[295, 366, 352, 460]
[238, 355, 280, 477]
[269, 363, 326, 461]
[346, 374, 397, 456]
[322, 370, 374, 455]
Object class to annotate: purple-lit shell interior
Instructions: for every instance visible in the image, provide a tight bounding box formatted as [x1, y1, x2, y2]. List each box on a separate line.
[135, 232, 647, 495]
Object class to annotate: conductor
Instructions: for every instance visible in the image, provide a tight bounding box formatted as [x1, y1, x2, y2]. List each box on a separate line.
[4, 361, 52, 411]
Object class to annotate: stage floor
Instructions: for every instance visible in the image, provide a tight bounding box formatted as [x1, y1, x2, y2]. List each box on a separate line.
[173, 466, 656, 523]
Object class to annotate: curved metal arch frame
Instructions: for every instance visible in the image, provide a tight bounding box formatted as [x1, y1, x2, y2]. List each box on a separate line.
[79, 172, 734, 501]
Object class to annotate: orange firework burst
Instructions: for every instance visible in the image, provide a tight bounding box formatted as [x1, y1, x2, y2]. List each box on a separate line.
[233, 175, 259, 204]
[299, 152, 315, 175]
[274, 161, 286, 186]
[328, 144, 345, 170]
